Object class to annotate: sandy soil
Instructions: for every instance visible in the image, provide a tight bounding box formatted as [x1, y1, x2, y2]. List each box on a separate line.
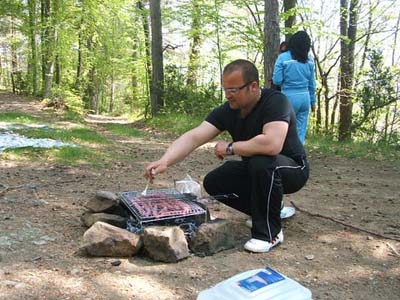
[0, 91, 399, 300]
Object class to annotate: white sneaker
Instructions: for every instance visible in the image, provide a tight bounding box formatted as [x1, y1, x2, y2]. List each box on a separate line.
[244, 230, 284, 253]
[280, 206, 296, 219]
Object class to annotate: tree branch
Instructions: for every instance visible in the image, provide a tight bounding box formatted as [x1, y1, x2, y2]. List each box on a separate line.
[290, 201, 400, 242]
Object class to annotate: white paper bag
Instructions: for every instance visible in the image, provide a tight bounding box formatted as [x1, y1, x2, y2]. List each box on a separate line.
[175, 174, 202, 198]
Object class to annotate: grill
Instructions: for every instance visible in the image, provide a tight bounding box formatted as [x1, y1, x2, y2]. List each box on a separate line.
[118, 188, 207, 228]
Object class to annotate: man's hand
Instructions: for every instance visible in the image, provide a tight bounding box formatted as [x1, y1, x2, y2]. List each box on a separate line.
[144, 161, 166, 182]
[214, 141, 230, 159]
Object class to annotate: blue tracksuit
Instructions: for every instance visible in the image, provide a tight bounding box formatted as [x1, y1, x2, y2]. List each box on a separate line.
[272, 50, 316, 144]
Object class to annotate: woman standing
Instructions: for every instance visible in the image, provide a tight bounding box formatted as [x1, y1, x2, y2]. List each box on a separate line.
[272, 31, 316, 144]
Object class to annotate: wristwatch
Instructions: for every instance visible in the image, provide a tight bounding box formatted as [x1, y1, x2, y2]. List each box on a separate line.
[226, 142, 234, 155]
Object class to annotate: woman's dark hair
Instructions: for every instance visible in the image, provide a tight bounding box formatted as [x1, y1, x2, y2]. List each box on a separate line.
[288, 31, 311, 63]
[279, 41, 288, 53]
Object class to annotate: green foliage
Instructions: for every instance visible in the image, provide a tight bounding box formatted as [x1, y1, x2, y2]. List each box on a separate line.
[354, 49, 399, 143]
[163, 64, 220, 117]
[0, 112, 40, 123]
[145, 112, 204, 136]
[0, 0, 24, 18]
[307, 133, 400, 162]
[42, 87, 85, 113]
[60, 110, 86, 123]
[3, 146, 110, 167]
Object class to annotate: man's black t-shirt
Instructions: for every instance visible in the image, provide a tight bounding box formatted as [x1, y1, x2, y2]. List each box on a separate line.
[205, 88, 306, 161]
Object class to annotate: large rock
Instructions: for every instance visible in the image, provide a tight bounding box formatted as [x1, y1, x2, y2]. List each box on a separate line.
[84, 190, 119, 213]
[80, 221, 142, 257]
[81, 212, 127, 228]
[189, 219, 244, 256]
[144, 226, 190, 263]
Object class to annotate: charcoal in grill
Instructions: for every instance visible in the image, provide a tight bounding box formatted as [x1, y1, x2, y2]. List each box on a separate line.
[118, 188, 207, 229]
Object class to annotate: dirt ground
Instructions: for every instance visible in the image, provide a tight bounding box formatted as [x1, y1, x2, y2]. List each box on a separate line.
[0, 91, 399, 300]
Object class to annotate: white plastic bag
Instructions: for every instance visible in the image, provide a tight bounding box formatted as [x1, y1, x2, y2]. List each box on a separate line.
[175, 174, 202, 198]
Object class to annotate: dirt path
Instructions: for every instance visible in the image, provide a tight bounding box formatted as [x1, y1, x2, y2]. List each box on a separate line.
[0, 91, 399, 300]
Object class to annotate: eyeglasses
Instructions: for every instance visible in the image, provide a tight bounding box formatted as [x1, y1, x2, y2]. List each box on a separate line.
[223, 81, 252, 94]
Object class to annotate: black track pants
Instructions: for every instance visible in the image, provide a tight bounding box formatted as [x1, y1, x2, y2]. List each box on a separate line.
[203, 155, 309, 241]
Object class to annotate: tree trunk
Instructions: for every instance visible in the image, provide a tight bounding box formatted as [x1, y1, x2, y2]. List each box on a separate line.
[311, 47, 324, 133]
[75, 1, 84, 90]
[283, 0, 296, 41]
[88, 66, 98, 112]
[54, 35, 60, 85]
[338, 0, 359, 141]
[331, 78, 341, 129]
[214, 0, 223, 102]
[388, 101, 398, 144]
[264, 0, 280, 88]
[28, 0, 39, 95]
[10, 18, 18, 94]
[109, 71, 115, 113]
[86, 37, 98, 112]
[392, 9, 400, 66]
[41, 0, 54, 98]
[359, 1, 375, 72]
[131, 8, 140, 113]
[76, 26, 83, 89]
[40, 1, 46, 83]
[186, 0, 202, 87]
[0, 54, 2, 85]
[137, 1, 152, 117]
[149, 0, 164, 116]
[53, 0, 60, 85]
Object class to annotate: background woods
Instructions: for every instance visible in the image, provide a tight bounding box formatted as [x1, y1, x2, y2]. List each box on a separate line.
[0, 0, 399, 144]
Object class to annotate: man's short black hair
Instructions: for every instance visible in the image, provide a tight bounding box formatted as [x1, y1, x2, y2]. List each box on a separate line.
[223, 59, 259, 85]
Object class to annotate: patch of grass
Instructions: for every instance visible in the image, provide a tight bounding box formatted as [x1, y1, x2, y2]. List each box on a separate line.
[13, 127, 110, 144]
[60, 110, 86, 123]
[0, 112, 41, 123]
[102, 123, 146, 138]
[2, 146, 111, 167]
[145, 113, 204, 136]
[306, 134, 400, 162]
[48, 147, 110, 166]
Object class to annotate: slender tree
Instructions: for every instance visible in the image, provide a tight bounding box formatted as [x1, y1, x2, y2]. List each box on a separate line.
[338, 0, 359, 141]
[213, 0, 223, 102]
[86, 36, 98, 112]
[10, 17, 18, 94]
[264, 0, 280, 87]
[53, 0, 60, 85]
[0, 54, 2, 84]
[149, 0, 164, 115]
[27, 0, 39, 95]
[283, 0, 296, 41]
[41, 0, 55, 98]
[137, 1, 152, 116]
[186, 0, 203, 87]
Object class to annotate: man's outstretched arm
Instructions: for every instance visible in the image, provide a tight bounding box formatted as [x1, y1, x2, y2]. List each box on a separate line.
[145, 121, 220, 179]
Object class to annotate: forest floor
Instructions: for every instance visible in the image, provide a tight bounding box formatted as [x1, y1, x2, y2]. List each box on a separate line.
[0, 91, 399, 300]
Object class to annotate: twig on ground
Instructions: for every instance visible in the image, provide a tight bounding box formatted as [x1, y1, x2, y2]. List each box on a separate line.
[0, 183, 10, 196]
[386, 243, 400, 257]
[290, 201, 400, 242]
[0, 183, 31, 196]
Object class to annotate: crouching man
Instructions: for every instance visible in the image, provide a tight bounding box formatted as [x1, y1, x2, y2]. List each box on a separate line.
[145, 59, 309, 253]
